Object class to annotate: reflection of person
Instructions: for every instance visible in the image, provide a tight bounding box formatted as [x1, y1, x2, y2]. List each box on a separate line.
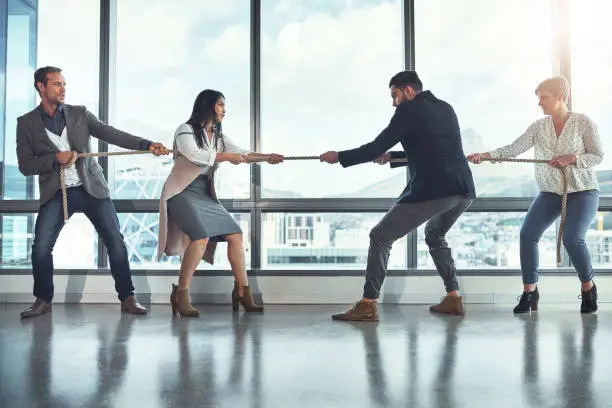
[16, 66, 170, 318]
[320, 71, 476, 320]
[157, 89, 283, 317]
[468, 76, 603, 314]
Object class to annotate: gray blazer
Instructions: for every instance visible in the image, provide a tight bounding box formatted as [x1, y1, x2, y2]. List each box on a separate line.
[16, 104, 152, 205]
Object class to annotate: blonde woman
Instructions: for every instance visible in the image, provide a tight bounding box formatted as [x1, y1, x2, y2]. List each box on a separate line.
[157, 89, 283, 317]
[468, 76, 603, 314]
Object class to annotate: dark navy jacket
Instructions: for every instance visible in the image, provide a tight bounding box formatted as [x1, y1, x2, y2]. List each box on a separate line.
[338, 91, 476, 203]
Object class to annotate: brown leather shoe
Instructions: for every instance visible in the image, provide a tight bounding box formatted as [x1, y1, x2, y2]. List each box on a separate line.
[121, 296, 148, 315]
[429, 295, 465, 316]
[20, 298, 52, 318]
[332, 301, 378, 321]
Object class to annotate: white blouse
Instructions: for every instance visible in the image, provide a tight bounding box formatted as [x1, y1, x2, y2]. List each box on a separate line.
[173, 123, 250, 173]
[488, 113, 604, 195]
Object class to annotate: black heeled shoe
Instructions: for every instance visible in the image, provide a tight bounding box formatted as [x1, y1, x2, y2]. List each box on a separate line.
[580, 283, 598, 314]
[513, 287, 539, 314]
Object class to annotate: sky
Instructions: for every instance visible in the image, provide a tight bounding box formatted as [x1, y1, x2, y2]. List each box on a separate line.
[5, 0, 612, 199]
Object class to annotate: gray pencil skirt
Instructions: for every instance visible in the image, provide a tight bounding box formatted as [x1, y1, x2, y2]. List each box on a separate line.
[166, 175, 242, 242]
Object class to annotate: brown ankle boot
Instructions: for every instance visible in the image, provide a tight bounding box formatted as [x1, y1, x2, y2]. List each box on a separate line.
[429, 295, 465, 316]
[232, 282, 263, 313]
[171, 284, 200, 317]
[332, 301, 378, 321]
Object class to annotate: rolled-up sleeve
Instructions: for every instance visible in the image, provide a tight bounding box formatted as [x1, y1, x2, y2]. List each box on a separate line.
[576, 116, 604, 168]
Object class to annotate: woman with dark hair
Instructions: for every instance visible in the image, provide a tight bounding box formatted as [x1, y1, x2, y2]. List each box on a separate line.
[157, 89, 283, 317]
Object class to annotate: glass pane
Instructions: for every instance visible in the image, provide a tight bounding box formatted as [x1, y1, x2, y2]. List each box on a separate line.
[0, 2, 6, 192]
[260, 0, 405, 198]
[570, 0, 612, 196]
[587, 212, 612, 268]
[117, 212, 251, 270]
[109, 0, 250, 200]
[3, 0, 37, 199]
[3, 0, 100, 200]
[37, 0, 100, 115]
[416, 212, 558, 269]
[0, 213, 98, 268]
[262, 213, 407, 269]
[415, 0, 554, 197]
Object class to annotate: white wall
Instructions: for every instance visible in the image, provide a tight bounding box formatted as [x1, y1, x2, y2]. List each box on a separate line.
[1, 274, 611, 305]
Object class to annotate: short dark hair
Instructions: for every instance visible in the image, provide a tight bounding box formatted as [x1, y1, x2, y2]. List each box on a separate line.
[34, 66, 62, 93]
[389, 70, 422, 92]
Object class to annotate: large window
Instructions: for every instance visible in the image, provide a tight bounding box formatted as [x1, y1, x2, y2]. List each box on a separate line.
[260, 0, 405, 199]
[1, 0, 611, 276]
[262, 213, 407, 269]
[109, 0, 250, 200]
[570, 0, 612, 196]
[415, 0, 554, 198]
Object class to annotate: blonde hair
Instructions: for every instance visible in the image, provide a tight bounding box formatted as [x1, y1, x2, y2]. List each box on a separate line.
[535, 76, 570, 104]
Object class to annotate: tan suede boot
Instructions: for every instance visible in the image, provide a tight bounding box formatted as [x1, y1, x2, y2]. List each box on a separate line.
[429, 296, 465, 316]
[171, 284, 200, 317]
[332, 301, 379, 321]
[232, 282, 264, 313]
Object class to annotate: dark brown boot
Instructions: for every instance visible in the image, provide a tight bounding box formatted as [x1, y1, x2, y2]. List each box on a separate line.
[332, 301, 378, 321]
[20, 298, 52, 318]
[120, 296, 148, 315]
[429, 296, 465, 316]
[232, 282, 263, 313]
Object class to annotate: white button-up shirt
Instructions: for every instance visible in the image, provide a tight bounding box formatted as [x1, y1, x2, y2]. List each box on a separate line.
[173, 123, 250, 174]
[44, 127, 82, 187]
[488, 113, 604, 195]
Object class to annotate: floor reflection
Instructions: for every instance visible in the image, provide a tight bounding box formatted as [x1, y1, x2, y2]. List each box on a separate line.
[0, 304, 609, 408]
[559, 314, 598, 408]
[87, 314, 135, 408]
[432, 315, 462, 408]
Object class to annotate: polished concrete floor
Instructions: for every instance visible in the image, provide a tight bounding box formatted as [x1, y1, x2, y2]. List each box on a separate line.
[0, 303, 610, 408]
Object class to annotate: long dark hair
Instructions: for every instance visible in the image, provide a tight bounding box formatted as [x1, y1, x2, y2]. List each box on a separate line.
[186, 89, 225, 150]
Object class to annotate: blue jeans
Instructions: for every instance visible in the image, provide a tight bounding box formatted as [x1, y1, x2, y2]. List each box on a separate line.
[32, 186, 134, 302]
[520, 190, 599, 284]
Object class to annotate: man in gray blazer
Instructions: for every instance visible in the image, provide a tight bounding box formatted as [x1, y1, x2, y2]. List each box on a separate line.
[17, 66, 170, 318]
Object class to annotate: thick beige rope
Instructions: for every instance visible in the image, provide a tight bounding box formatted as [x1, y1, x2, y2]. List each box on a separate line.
[59, 152, 321, 222]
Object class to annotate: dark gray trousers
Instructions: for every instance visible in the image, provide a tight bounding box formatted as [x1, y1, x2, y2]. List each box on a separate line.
[363, 196, 473, 299]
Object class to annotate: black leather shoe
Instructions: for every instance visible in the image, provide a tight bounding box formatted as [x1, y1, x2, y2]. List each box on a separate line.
[513, 287, 539, 314]
[20, 298, 52, 318]
[580, 283, 598, 314]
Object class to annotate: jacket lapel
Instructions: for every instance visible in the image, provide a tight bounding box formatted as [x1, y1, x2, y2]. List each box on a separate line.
[29, 108, 59, 152]
[62, 105, 77, 150]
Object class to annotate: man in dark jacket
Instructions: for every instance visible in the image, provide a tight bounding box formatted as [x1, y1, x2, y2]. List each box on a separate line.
[320, 70, 476, 320]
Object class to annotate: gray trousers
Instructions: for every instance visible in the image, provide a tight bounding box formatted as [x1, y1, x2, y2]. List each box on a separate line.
[363, 196, 473, 299]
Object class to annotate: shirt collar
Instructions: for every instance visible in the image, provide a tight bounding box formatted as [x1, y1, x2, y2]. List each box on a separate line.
[38, 103, 64, 118]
